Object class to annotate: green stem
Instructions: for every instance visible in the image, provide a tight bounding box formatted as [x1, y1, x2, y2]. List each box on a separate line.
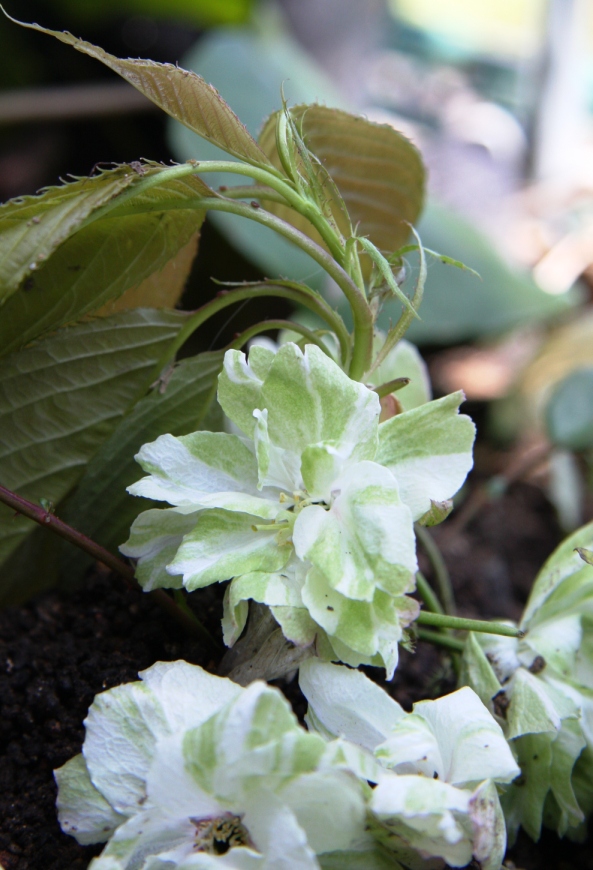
[225, 280, 352, 367]
[369, 225, 427, 375]
[142, 283, 351, 395]
[227, 319, 336, 358]
[0, 483, 218, 648]
[194, 161, 346, 265]
[415, 571, 444, 615]
[215, 185, 289, 205]
[415, 523, 456, 615]
[417, 628, 465, 653]
[101, 194, 373, 381]
[373, 377, 410, 398]
[416, 611, 524, 638]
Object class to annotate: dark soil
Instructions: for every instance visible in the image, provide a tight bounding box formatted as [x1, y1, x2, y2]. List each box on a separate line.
[1, 481, 592, 870]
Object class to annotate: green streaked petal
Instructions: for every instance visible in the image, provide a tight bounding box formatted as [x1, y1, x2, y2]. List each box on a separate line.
[271, 606, 318, 647]
[128, 430, 281, 519]
[120, 507, 200, 591]
[376, 391, 475, 520]
[183, 682, 324, 802]
[169, 510, 292, 591]
[376, 687, 519, 787]
[302, 569, 417, 679]
[83, 682, 170, 815]
[55, 754, 125, 846]
[253, 408, 301, 494]
[261, 343, 380, 461]
[299, 659, 404, 751]
[217, 348, 266, 437]
[279, 770, 367, 854]
[294, 462, 417, 602]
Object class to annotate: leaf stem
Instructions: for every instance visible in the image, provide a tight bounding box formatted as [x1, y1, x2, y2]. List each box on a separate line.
[105, 194, 373, 380]
[415, 571, 444, 615]
[416, 610, 524, 638]
[0, 482, 219, 648]
[415, 523, 455, 615]
[143, 283, 351, 394]
[417, 628, 465, 653]
[226, 319, 337, 358]
[369, 224, 427, 375]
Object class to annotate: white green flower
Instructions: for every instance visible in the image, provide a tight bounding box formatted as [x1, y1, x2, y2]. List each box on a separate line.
[299, 659, 519, 868]
[55, 660, 379, 870]
[460, 520, 593, 842]
[122, 342, 475, 677]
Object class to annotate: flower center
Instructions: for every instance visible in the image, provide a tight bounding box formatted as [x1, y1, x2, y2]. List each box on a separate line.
[192, 813, 252, 855]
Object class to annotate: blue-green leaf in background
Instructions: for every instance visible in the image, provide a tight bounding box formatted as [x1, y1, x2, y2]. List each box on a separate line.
[545, 366, 593, 451]
[169, 24, 577, 342]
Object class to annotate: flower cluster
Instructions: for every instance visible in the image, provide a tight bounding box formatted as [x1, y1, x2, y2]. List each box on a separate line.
[460, 521, 593, 842]
[121, 341, 475, 676]
[55, 660, 381, 870]
[56, 658, 520, 870]
[300, 659, 519, 869]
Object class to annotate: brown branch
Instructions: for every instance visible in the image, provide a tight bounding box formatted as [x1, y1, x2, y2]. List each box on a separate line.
[0, 483, 218, 647]
[0, 81, 156, 126]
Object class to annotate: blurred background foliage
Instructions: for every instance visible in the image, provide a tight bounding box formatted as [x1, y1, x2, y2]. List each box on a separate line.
[2, 0, 593, 569]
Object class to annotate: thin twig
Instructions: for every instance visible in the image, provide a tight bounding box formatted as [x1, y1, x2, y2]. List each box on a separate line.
[0, 483, 218, 647]
[415, 571, 444, 615]
[0, 81, 155, 125]
[417, 610, 524, 638]
[417, 628, 465, 653]
[415, 523, 455, 615]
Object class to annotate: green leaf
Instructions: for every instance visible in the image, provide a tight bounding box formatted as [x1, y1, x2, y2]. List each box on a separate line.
[7, 12, 271, 168]
[0, 165, 143, 306]
[258, 105, 426, 256]
[0, 308, 188, 602]
[0, 165, 209, 356]
[59, 352, 224, 586]
[168, 24, 346, 290]
[544, 366, 593, 451]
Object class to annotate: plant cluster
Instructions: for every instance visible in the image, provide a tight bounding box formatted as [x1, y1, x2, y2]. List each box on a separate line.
[1, 10, 593, 870]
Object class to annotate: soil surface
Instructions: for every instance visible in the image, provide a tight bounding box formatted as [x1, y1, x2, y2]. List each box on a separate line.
[1, 481, 592, 870]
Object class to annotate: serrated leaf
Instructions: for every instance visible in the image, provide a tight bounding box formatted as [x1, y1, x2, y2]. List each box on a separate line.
[0, 308, 188, 600]
[258, 105, 425, 256]
[58, 352, 224, 587]
[0, 166, 209, 356]
[0, 165, 144, 306]
[93, 231, 200, 316]
[8, 13, 270, 168]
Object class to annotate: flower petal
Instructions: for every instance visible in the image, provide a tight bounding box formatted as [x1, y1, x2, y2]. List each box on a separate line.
[169, 510, 292, 591]
[299, 659, 404, 751]
[376, 392, 475, 520]
[279, 770, 367, 854]
[120, 507, 199, 591]
[370, 774, 474, 868]
[369, 337, 431, 412]
[140, 661, 242, 733]
[294, 462, 417, 602]
[54, 754, 126, 846]
[378, 687, 520, 787]
[128, 431, 281, 519]
[260, 343, 380, 462]
[302, 569, 418, 679]
[83, 681, 170, 815]
[217, 347, 273, 437]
